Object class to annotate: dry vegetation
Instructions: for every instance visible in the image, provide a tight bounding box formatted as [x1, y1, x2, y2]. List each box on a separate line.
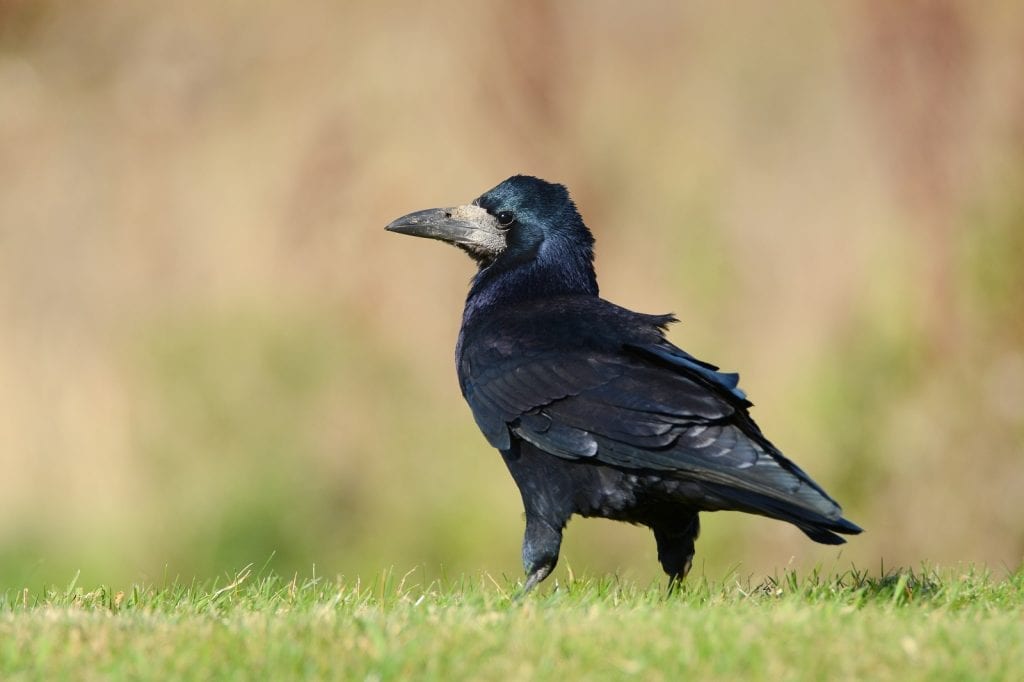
[0, 1, 1022, 586]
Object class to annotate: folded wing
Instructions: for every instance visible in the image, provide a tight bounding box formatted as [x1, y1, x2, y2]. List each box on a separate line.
[464, 343, 858, 537]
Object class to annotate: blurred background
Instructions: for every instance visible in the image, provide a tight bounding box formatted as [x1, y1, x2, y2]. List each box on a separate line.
[1, 0, 1022, 589]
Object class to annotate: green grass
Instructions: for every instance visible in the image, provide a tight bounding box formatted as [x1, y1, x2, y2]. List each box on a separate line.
[2, 566, 1021, 681]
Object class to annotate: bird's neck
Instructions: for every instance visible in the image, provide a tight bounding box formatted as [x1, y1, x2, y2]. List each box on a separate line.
[462, 246, 599, 327]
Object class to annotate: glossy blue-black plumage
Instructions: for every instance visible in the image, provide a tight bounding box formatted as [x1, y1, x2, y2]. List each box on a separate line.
[407, 175, 860, 591]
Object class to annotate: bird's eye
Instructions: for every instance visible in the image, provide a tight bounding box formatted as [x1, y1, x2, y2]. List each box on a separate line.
[496, 211, 515, 228]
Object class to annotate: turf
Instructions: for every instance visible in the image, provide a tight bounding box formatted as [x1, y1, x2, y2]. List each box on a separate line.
[2, 566, 1021, 681]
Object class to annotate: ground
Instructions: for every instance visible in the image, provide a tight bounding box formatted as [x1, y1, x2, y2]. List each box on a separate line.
[2, 566, 1021, 681]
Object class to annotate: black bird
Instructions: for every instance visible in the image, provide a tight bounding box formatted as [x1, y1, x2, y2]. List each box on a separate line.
[386, 175, 861, 593]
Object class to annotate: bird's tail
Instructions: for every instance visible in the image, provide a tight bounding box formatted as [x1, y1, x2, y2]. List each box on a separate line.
[795, 515, 863, 545]
[701, 482, 863, 545]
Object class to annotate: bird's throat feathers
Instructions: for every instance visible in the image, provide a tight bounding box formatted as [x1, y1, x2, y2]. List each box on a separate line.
[465, 226, 599, 320]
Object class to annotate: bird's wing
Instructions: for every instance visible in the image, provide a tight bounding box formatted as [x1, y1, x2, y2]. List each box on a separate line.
[625, 341, 749, 403]
[464, 344, 844, 522]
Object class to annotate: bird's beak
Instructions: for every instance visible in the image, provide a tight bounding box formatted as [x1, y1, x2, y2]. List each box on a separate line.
[385, 204, 505, 259]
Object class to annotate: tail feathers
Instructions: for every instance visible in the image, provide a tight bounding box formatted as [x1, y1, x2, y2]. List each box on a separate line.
[703, 482, 863, 545]
[798, 516, 863, 545]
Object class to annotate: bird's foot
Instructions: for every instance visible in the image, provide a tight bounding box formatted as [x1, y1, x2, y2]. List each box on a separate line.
[513, 565, 552, 601]
[663, 555, 692, 598]
[665, 572, 685, 598]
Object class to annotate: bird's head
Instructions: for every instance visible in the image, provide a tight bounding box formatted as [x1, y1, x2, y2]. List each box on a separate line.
[386, 175, 595, 275]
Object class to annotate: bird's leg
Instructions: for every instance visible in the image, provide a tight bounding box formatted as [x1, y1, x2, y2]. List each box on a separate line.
[652, 513, 701, 593]
[516, 513, 563, 598]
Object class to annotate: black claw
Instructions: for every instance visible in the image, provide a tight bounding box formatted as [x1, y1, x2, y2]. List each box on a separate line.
[514, 565, 552, 601]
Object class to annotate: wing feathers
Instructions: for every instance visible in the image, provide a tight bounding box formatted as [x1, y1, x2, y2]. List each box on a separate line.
[465, 345, 841, 520]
